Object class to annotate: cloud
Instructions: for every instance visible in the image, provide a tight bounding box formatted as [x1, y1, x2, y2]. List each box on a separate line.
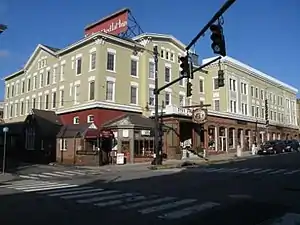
[0, 50, 10, 58]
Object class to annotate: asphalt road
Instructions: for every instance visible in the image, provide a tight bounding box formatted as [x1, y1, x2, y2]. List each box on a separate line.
[1, 152, 300, 225]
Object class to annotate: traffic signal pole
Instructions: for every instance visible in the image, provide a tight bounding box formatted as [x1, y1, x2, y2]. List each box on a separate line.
[185, 0, 236, 51]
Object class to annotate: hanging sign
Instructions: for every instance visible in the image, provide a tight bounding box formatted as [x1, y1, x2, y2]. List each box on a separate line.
[192, 108, 207, 124]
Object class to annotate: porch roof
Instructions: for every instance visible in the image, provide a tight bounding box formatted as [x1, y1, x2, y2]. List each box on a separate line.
[57, 123, 99, 138]
[102, 113, 155, 129]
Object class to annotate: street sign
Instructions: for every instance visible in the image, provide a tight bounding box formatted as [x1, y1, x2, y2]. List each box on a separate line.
[192, 108, 207, 124]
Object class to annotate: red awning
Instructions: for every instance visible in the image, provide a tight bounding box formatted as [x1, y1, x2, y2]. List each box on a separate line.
[85, 129, 100, 139]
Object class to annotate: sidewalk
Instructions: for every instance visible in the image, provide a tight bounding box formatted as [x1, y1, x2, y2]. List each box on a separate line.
[77, 151, 256, 172]
[0, 173, 16, 182]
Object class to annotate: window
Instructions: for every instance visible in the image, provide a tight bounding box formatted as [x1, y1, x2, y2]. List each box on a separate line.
[38, 96, 42, 109]
[26, 99, 30, 114]
[87, 115, 94, 123]
[9, 104, 13, 117]
[170, 53, 174, 61]
[15, 103, 18, 117]
[240, 82, 247, 94]
[6, 86, 10, 98]
[179, 95, 184, 107]
[39, 73, 43, 88]
[76, 58, 82, 75]
[214, 99, 220, 111]
[130, 86, 138, 104]
[199, 79, 204, 93]
[52, 92, 56, 108]
[27, 78, 31, 92]
[149, 88, 155, 106]
[166, 52, 169, 60]
[60, 90, 64, 107]
[21, 80, 25, 93]
[107, 52, 115, 71]
[20, 101, 24, 115]
[45, 94, 49, 109]
[74, 85, 80, 104]
[255, 88, 258, 98]
[165, 67, 171, 82]
[213, 78, 219, 90]
[60, 139, 68, 151]
[46, 71, 50, 85]
[130, 59, 138, 76]
[33, 76, 37, 89]
[261, 90, 264, 100]
[251, 106, 255, 116]
[90, 52, 96, 70]
[73, 117, 79, 124]
[241, 103, 248, 115]
[229, 79, 236, 91]
[160, 49, 164, 58]
[11, 85, 14, 97]
[255, 106, 259, 117]
[60, 64, 65, 81]
[106, 80, 114, 101]
[32, 98, 36, 109]
[16, 83, 20, 95]
[251, 86, 254, 97]
[89, 81, 95, 100]
[230, 100, 237, 113]
[165, 92, 171, 105]
[149, 62, 155, 79]
[53, 68, 57, 84]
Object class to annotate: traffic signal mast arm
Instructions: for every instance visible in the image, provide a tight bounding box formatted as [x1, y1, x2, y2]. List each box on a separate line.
[154, 56, 222, 94]
[185, 0, 236, 51]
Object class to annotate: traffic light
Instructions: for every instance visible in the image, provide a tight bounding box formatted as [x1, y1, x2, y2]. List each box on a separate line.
[179, 56, 190, 78]
[217, 70, 225, 87]
[0, 24, 7, 34]
[187, 82, 193, 97]
[265, 99, 269, 126]
[210, 24, 226, 57]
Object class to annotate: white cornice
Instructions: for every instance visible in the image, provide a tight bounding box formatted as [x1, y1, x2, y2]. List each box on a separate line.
[202, 56, 298, 94]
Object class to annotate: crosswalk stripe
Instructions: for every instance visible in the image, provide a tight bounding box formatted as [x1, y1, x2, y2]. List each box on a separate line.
[218, 168, 238, 173]
[139, 199, 197, 214]
[231, 168, 249, 173]
[42, 172, 66, 177]
[205, 168, 224, 172]
[64, 170, 85, 175]
[284, 169, 300, 175]
[120, 197, 176, 210]
[49, 188, 103, 197]
[269, 169, 287, 174]
[38, 186, 93, 194]
[19, 175, 39, 179]
[30, 174, 52, 178]
[241, 168, 261, 174]
[94, 195, 150, 207]
[254, 169, 273, 174]
[158, 202, 220, 219]
[61, 189, 109, 199]
[53, 171, 76, 176]
[77, 193, 134, 203]
[3, 181, 55, 188]
[23, 184, 78, 192]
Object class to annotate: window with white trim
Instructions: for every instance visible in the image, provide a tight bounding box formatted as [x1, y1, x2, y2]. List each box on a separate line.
[229, 78, 236, 91]
[60, 90, 64, 107]
[60, 139, 68, 151]
[130, 85, 138, 105]
[130, 59, 138, 77]
[105, 80, 115, 101]
[199, 79, 204, 93]
[214, 99, 220, 111]
[149, 88, 154, 106]
[39, 73, 43, 88]
[53, 68, 57, 84]
[240, 82, 247, 95]
[165, 92, 171, 106]
[251, 106, 255, 116]
[87, 115, 94, 123]
[73, 116, 79, 124]
[16, 82, 20, 95]
[38, 96, 42, 109]
[33, 76, 37, 89]
[165, 67, 171, 82]
[230, 100, 237, 113]
[11, 84, 14, 97]
[26, 99, 30, 114]
[241, 103, 248, 115]
[32, 98, 36, 109]
[74, 85, 80, 104]
[149, 61, 154, 79]
[107, 52, 115, 71]
[9, 104, 13, 118]
[15, 103, 18, 117]
[46, 71, 50, 85]
[45, 94, 49, 109]
[27, 78, 31, 92]
[89, 81, 95, 100]
[21, 80, 25, 93]
[213, 78, 219, 90]
[76, 58, 82, 75]
[52, 92, 57, 108]
[90, 52, 96, 71]
[179, 95, 185, 107]
[60, 64, 65, 81]
[20, 101, 24, 115]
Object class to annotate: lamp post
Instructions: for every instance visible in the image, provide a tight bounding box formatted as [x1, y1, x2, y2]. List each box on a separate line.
[2, 126, 9, 174]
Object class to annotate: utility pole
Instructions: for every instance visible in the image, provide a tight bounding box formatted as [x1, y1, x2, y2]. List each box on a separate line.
[153, 46, 162, 165]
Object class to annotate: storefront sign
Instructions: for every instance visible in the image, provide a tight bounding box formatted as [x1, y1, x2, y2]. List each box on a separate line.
[192, 108, 207, 124]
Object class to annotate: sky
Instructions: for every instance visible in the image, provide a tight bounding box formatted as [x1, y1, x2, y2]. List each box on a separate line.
[0, 0, 299, 99]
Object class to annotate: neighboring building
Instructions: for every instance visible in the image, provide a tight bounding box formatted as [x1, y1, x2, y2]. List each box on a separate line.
[297, 99, 300, 131]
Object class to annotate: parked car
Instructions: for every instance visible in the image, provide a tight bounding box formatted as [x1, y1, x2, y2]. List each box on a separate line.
[284, 140, 300, 152]
[258, 140, 285, 155]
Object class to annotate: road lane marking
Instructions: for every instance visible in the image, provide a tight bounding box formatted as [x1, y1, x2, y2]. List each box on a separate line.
[268, 169, 287, 174]
[139, 199, 197, 214]
[94, 195, 150, 207]
[254, 169, 273, 174]
[64, 190, 118, 200]
[23, 184, 78, 192]
[240, 168, 262, 174]
[158, 202, 220, 219]
[76, 192, 128, 203]
[284, 169, 300, 175]
[50, 188, 104, 197]
[38, 186, 93, 194]
[120, 197, 176, 210]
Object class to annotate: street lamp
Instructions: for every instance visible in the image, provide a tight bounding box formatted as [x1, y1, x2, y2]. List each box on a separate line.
[2, 126, 9, 174]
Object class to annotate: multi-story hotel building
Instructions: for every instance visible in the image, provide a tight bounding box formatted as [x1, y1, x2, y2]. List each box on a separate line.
[3, 31, 299, 158]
